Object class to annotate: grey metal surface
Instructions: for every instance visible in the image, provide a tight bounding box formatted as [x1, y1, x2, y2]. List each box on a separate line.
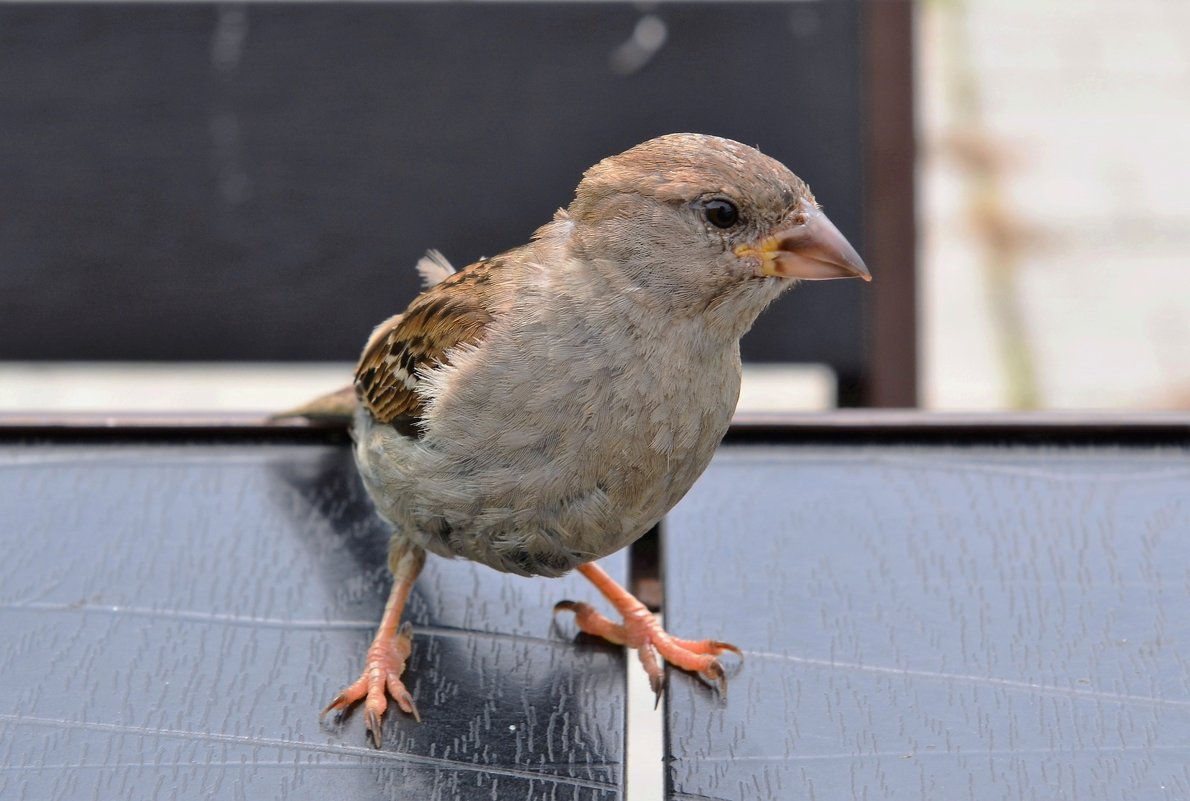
[0, 442, 625, 800]
[664, 445, 1190, 800]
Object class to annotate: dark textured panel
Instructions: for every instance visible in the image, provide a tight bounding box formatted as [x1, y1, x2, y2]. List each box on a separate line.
[0, 2, 865, 379]
[0, 443, 625, 800]
[663, 445, 1190, 800]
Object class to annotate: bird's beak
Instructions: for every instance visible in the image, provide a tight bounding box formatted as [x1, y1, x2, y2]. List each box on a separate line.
[735, 207, 872, 282]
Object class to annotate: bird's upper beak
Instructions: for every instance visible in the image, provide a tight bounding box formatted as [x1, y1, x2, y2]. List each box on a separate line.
[735, 206, 871, 282]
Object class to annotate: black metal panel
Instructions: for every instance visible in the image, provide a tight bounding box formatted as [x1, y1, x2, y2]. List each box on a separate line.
[0, 1, 865, 379]
[663, 444, 1190, 800]
[0, 441, 626, 800]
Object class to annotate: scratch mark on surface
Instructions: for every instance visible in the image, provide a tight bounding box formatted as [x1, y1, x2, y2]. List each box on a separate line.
[0, 713, 617, 790]
[744, 650, 1190, 709]
[0, 760, 409, 772]
[873, 453, 1190, 483]
[0, 450, 301, 469]
[687, 744, 1190, 763]
[0, 600, 576, 648]
[710, 448, 1190, 483]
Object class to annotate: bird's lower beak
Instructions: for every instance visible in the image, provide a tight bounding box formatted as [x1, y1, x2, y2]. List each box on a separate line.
[736, 208, 872, 282]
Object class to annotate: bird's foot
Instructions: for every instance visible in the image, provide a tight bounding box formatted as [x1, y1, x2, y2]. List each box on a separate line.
[554, 599, 741, 699]
[322, 620, 419, 746]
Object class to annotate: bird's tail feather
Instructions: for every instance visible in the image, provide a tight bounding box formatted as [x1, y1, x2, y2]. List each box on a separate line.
[270, 385, 358, 423]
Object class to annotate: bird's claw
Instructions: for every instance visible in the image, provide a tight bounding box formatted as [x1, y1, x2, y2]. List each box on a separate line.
[699, 658, 729, 698]
[707, 640, 743, 658]
[555, 598, 738, 699]
[322, 620, 419, 747]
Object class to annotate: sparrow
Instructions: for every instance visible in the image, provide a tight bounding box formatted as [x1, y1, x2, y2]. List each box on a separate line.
[298, 133, 870, 746]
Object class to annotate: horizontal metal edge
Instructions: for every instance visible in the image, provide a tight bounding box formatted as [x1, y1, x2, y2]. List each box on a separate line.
[0, 411, 1188, 446]
[0, 412, 350, 444]
[725, 411, 1190, 445]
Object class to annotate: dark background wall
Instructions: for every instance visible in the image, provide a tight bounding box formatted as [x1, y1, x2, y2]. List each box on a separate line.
[0, 2, 869, 386]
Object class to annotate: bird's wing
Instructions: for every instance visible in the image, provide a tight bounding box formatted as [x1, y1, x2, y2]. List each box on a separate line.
[355, 258, 500, 428]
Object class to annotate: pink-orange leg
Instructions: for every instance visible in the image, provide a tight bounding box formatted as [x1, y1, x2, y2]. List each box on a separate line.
[322, 545, 426, 747]
[555, 562, 741, 698]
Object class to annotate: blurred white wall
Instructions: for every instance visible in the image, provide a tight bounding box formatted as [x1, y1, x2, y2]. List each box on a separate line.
[921, 0, 1190, 409]
[0, 363, 834, 415]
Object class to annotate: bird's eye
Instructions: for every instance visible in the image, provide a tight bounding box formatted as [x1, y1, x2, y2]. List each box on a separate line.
[703, 199, 739, 229]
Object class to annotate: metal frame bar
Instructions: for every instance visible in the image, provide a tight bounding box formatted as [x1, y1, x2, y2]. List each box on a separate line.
[861, 0, 919, 407]
[2, 412, 1188, 446]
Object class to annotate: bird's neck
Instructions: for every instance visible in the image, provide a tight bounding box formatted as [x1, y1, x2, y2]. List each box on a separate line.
[536, 215, 788, 346]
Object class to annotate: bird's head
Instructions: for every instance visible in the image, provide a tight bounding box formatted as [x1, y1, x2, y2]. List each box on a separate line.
[562, 133, 870, 336]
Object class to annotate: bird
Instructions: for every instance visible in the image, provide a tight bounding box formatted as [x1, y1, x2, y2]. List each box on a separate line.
[293, 133, 870, 747]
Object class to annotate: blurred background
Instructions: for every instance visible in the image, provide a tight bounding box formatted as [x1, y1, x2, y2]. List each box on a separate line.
[921, 0, 1190, 410]
[0, 0, 1185, 413]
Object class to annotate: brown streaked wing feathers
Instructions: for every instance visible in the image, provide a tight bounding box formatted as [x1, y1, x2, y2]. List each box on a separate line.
[355, 259, 498, 426]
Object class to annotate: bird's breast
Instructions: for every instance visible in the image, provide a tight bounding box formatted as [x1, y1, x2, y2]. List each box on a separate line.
[357, 286, 741, 577]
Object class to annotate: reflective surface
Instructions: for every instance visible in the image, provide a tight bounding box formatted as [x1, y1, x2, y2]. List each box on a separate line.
[0, 443, 625, 800]
[664, 445, 1190, 801]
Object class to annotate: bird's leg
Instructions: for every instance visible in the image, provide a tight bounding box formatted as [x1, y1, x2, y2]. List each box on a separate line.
[555, 562, 741, 698]
[322, 543, 426, 746]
